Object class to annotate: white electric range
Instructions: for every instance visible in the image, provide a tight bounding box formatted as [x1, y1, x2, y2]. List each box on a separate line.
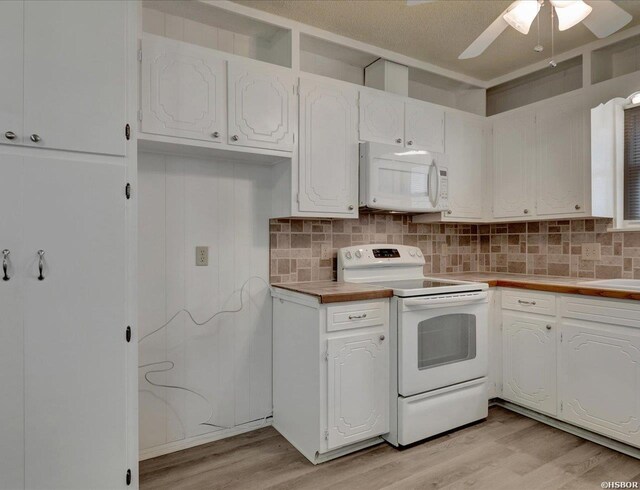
[338, 244, 489, 446]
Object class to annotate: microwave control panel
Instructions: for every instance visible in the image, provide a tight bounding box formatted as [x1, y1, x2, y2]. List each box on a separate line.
[439, 168, 449, 202]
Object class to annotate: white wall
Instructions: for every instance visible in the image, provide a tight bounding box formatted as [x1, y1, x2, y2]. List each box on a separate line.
[138, 151, 272, 456]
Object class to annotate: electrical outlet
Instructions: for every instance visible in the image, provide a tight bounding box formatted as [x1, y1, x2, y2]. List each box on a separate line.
[320, 244, 332, 260]
[196, 246, 209, 266]
[581, 243, 601, 261]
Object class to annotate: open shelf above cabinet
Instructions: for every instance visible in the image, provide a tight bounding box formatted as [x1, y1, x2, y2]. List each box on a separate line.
[408, 67, 485, 116]
[592, 33, 640, 85]
[141, 0, 291, 68]
[487, 56, 583, 116]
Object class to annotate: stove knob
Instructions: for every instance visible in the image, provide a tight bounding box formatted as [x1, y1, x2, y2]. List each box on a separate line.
[345, 251, 352, 260]
[355, 250, 362, 258]
[417, 250, 423, 257]
[409, 249, 416, 257]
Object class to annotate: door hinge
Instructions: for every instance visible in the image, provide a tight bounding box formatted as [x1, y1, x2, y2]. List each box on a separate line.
[126, 326, 132, 343]
[125, 183, 131, 200]
[125, 123, 131, 141]
[560, 332, 563, 342]
[126, 468, 132, 486]
[138, 49, 142, 62]
[560, 401, 563, 412]
[137, 110, 143, 122]
[324, 430, 329, 440]
[296, 193, 300, 204]
[323, 351, 328, 361]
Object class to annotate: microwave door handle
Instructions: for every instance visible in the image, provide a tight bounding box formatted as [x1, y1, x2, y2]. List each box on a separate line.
[428, 160, 439, 207]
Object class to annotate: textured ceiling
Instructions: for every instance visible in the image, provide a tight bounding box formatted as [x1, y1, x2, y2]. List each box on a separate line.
[232, 0, 640, 81]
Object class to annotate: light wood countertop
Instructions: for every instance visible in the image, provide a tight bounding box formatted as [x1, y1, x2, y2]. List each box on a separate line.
[271, 281, 393, 304]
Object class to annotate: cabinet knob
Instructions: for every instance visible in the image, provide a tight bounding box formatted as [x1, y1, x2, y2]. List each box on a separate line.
[4, 131, 16, 140]
[212, 131, 219, 138]
[523, 209, 529, 214]
[379, 335, 385, 341]
[546, 325, 552, 330]
[30, 134, 41, 143]
[447, 210, 452, 215]
[407, 140, 413, 146]
[348, 205, 354, 211]
[231, 135, 239, 142]
[395, 138, 402, 144]
[575, 204, 581, 210]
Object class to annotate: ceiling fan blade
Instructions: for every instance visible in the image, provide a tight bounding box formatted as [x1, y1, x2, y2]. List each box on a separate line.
[406, 0, 436, 5]
[583, 0, 632, 38]
[458, 15, 509, 59]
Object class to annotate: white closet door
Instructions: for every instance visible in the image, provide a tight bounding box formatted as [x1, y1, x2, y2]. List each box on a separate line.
[23, 0, 127, 156]
[141, 34, 227, 143]
[22, 156, 128, 489]
[0, 1, 23, 147]
[298, 77, 359, 216]
[227, 62, 295, 151]
[359, 91, 405, 146]
[0, 154, 24, 490]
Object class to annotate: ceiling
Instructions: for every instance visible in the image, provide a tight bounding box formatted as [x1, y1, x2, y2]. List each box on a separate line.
[232, 0, 640, 81]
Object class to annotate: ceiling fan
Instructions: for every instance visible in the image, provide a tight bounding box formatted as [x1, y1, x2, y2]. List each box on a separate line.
[407, 0, 632, 59]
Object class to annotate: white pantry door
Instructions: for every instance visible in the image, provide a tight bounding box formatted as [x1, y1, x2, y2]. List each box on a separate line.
[298, 77, 359, 216]
[0, 1, 23, 147]
[0, 154, 24, 489]
[141, 34, 227, 143]
[23, 0, 127, 156]
[326, 331, 389, 450]
[227, 62, 295, 151]
[22, 156, 128, 489]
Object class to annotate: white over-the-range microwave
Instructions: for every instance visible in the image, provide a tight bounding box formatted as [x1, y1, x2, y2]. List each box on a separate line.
[359, 142, 449, 213]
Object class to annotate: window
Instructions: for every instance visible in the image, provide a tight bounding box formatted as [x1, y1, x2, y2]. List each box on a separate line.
[624, 106, 640, 221]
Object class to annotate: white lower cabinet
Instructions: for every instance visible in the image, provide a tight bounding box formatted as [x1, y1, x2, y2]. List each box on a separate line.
[272, 291, 389, 463]
[502, 311, 557, 416]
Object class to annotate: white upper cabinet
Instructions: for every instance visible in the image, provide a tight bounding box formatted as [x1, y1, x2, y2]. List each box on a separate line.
[445, 112, 486, 220]
[359, 91, 405, 146]
[23, 0, 127, 156]
[227, 62, 295, 151]
[535, 96, 587, 217]
[502, 312, 557, 416]
[0, 1, 23, 147]
[404, 102, 445, 153]
[141, 35, 226, 143]
[298, 77, 359, 217]
[492, 112, 536, 219]
[326, 330, 389, 450]
[559, 319, 640, 447]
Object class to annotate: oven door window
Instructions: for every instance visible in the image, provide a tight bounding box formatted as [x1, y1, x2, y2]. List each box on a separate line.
[417, 313, 476, 370]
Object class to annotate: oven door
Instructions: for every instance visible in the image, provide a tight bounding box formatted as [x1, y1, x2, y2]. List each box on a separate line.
[398, 292, 488, 397]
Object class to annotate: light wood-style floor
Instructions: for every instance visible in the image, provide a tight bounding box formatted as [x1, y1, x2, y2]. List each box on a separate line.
[140, 407, 640, 490]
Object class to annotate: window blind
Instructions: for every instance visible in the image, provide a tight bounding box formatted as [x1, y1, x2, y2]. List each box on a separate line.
[624, 106, 640, 221]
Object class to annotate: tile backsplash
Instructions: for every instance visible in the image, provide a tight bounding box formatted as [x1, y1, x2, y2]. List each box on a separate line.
[270, 216, 640, 284]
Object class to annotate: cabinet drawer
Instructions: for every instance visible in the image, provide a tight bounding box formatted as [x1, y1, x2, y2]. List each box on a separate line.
[560, 296, 640, 329]
[326, 301, 387, 332]
[502, 289, 556, 316]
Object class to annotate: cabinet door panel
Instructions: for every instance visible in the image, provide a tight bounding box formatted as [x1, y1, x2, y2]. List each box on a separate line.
[141, 35, 226, 143]
[492, 113, 535, 219]
[446, 112, 486, 219]
[0, 1, 23, 146]
[327, 331, 389, 450]
[560, 320, 640, 447]
[404, 102, 444, 153]
[0, 155, 24, 489]
[22, 157, 127, 489]
[536, 97, 587, 216]
[227, 63, 294, 151]
[359, 92, 404, 146]
[502, 312, 556, 416]
[298, 78, 358, 216]
[24, 0, 126, 155]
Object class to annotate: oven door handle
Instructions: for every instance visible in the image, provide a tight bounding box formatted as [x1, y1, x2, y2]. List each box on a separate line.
[403, 291, 488, 309]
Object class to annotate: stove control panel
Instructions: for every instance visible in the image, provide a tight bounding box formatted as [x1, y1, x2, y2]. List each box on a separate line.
[339, 244, 425, 268]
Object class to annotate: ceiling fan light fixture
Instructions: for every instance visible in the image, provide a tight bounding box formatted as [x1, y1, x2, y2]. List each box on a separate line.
[551, 0, 593, 31]
[503, 0, 541, 35]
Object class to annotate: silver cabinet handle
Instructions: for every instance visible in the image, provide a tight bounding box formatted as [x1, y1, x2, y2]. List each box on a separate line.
[348, 313, 367, 320]
[546, 325, 552, 330]
[379, 335, 385, 341]
[2, 249, 10, 281]
[447, 210, 453, 215]
[518, 299, 536, 306]
[523, 209, 529, 214]
[231, 135, 239, 142]
[4, 131, 16, 140]
[37, 250, 45, 280]
[407, 140, 413, 146]
[348, 205, 354, 211]
[575, 204, 581, 210]
[30, 134, 41, 143]
[395, 138, 402, 144]
[212, 131, 219, 138]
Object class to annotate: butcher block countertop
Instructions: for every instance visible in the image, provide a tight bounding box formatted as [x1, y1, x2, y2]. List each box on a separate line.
[271, 281, 393, 304]
[434, 272, 640, 301]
